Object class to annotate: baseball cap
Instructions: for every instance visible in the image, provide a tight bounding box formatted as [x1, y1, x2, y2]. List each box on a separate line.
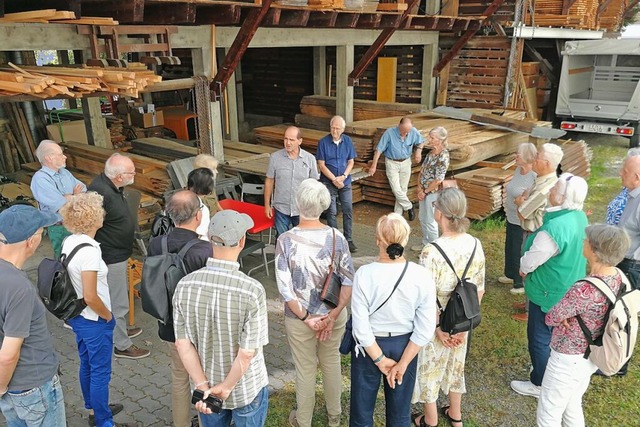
[0, 205, 58, 244]
[208, 210, 254, 247]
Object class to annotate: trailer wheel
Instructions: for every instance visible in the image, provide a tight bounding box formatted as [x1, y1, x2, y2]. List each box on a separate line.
[631, 123, 640, 148]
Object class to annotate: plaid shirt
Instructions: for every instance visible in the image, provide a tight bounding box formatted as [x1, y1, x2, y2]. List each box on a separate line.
[173, 258, 269, 409]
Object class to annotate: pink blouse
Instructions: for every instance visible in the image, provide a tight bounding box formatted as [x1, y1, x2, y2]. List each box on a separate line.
[545, 273, 623, 355]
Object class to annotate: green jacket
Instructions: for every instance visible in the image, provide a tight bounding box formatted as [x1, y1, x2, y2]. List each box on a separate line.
[523, 209, 588, 312]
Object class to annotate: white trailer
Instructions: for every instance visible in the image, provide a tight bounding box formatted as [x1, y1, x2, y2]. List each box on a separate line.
[556, 39, 640, 147]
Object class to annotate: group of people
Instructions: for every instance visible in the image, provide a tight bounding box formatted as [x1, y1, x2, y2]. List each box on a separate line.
[1, 121, 638, 427]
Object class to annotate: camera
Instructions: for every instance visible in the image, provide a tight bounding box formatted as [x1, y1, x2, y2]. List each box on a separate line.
[192, 389, 223, 413]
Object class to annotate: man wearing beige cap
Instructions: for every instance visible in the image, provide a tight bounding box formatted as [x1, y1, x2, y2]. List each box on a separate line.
[175, 210, 269, 427]
[0, 205, 66, 426]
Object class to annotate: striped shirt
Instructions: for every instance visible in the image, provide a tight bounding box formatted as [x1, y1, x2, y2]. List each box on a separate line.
[173, 258, 269, 409]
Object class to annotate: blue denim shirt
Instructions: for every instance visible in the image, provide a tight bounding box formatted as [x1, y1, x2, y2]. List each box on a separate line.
[316, 133, 357, 186]
[30, 166, 86, 220]
[375, 126, 424, 160]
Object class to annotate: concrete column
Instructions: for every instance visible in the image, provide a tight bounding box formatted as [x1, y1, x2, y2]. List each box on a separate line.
[81, 97, 109, 148]
[421, 43, 439, 108]
[336, 44, 354, 124]
[225, 48, 240, 142]
[313, 46, 327, 96]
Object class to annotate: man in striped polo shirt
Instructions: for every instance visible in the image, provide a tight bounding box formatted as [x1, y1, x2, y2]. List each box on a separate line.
[174, 209, 269, 427]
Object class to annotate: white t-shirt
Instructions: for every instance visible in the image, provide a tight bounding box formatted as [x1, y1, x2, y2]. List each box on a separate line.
[61, 233, 111, 321]
[196, 196, 210, 241]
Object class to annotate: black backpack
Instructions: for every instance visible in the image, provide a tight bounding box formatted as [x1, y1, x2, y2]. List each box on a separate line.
[37, 243, 92, 321]
[141, 236, 200, 325]
[430, 239, 481, 335]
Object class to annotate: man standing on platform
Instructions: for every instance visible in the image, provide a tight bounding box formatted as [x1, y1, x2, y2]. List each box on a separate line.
[88, 153, 150, 360]
[31, 140, 86, 258]
[317, 115, 358, 253]
[368, 117, 425, 221]
[265, 126, 319, 237]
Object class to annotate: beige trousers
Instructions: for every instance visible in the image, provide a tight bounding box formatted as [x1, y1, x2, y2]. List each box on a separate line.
[385, 158, 413, 213]
[168, 342, 195, 427]
[284, 310, 347, 427]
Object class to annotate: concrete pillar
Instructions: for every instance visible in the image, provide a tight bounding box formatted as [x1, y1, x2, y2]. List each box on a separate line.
[313, 46, 327, 96]
[336, 44, 354, 124]
[225, 48, 240, 142]
[81, 97, 110, 148]
[421, 43, 439, 108]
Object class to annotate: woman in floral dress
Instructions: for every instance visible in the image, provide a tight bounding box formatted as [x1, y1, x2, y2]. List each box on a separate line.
[412, 188, 486, 427]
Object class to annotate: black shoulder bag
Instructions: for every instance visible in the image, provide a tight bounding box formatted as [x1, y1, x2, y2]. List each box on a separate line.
[339, 260, 409, 355]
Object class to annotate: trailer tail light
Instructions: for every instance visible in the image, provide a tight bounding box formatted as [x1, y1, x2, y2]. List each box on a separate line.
[561, 122, 577, 130]
[616, 127, 634, 136]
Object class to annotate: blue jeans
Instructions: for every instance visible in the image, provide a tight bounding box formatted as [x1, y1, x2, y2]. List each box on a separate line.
[324, 183, 353, 241]
[67, 315, 116, 427]
[199, 386, 269, 427]
[274, 209, 299, 238]
[618, 258, 640, 290]
[349, 333, 417, 427]
[528, 302, 552, 386]
[0, 374, 66, 427]
[418, 192, 438, 246]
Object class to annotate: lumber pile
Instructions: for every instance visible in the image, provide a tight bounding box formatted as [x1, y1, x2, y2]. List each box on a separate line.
[130, 137, 198, 162]
[297, 95, 425, 128]
[61, 141, 172, 197]
[0, 104, 36, 174]
[523, 0, 620, 30]
[254, 124, 376, 162]
[0, 9, 118, 25]
[0, 63, 161, 98]
[456, 167, 513, 219]
[555, 139, 592, 178]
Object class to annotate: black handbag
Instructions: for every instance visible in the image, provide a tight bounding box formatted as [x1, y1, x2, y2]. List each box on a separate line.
[339, 260, 409, 355]
[321, 228, 342, 308]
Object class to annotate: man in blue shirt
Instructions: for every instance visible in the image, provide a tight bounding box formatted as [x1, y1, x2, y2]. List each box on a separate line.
[317, 115, 358, 253]
[30, 140, 86, 258]
[368, 118, 425, 221]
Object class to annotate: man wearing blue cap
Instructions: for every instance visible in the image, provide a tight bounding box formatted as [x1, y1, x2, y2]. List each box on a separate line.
[0, 205, 67, 426]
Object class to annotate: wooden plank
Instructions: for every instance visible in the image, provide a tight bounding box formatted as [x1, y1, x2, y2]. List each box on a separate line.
[376, 57, 397, 102]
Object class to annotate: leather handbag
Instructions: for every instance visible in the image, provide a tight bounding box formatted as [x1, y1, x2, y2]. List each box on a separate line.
[320, 228, 342, 308]
[339, 261, 409, 355]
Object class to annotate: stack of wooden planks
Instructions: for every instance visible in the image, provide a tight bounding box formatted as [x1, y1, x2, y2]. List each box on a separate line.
[60, 141, 172, 197]
[456, 167, 513, 219]
[0, 9, 118, 25]
[296, 95, 425, 130]
[130, 137, 197, 162]
[556, 139, 592, 178]
[0, 104, 37, 174]
[254, 123, 376, 162]
[0, 63, 161, 98]
[526, 0, 600, 29]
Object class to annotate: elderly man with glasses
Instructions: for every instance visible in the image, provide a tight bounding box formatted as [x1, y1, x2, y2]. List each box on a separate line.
[30, 139, 86, 258]
[88, 153, 150, 360]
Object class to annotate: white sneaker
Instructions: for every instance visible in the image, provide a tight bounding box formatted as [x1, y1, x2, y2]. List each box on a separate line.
[498, 276, 514, 284]
[510, 380, 541, 398]
[411, 245, 424, 252]
[510, 287, 525, 295]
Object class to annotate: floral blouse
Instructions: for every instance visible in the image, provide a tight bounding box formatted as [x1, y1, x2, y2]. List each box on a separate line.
[418, 149, 450, 193]
[546, 273, 623, 355]
[606, 188, 628, 225]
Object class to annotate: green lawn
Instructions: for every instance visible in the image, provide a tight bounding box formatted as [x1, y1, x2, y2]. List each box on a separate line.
[264, 142, 640, 426]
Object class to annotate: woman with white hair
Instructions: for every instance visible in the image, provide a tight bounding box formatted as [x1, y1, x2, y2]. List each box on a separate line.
[537, 224, 630, 426]
[511, 173, 590, 399]
[500, 142, 537, 293]
[412, 127, 450, 252]
[275, 178, 354, 427]
[412, 188, 485, 427]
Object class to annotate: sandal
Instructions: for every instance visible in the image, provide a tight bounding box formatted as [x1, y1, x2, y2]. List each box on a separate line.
[441, 405, 463, 427]
[411, 412, 437, 427]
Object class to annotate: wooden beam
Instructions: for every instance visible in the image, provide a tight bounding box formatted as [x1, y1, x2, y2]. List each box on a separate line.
[307, 10, 338, 27]
[80, 0, 144, 23]
[81, 96, 109, 148]
[561, 0, 578, 14]
[623, 0, 640, 19]
[195, 4, 241, 25]
[144, 3, 196, 24]
[335, 12, 359, 28]
[379, 14, 402, 28]
[210, 0, 273, 101]
[4, 0, 80, 17]
[357, 13, 381, 28]
[262, 8, 280, 26]
[348, 0, 419, 86]
[432, 0, 506, 77]
[279, 9, 310, 27]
